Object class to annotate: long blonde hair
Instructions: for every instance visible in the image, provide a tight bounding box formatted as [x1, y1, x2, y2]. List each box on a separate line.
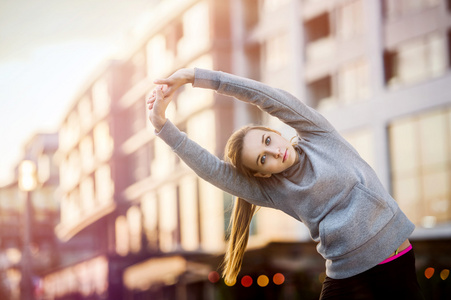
[222, 125, 281, 285]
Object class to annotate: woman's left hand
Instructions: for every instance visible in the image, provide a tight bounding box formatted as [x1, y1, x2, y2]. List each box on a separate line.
[147, 85, 171, 132]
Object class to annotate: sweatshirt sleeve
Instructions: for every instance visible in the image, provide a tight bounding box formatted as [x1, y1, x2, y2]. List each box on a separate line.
[193, 68, 335, 135]
[155, 119, 273, 207]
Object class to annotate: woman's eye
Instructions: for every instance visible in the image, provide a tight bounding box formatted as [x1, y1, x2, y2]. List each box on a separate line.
[260, 155, 266, 165]
[265, 136, 271, 145]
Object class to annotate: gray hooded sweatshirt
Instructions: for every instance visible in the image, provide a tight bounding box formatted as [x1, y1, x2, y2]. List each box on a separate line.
[156, 68, 415, 279]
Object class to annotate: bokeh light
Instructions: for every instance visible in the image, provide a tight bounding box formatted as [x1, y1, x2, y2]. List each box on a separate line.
[257, 275, 269, 287]
[425, 267, 435, 279]
[224, 278, 236, 287]
[241, 275, 253, 287]
[208, 271, 220, 283]
[440, 269, 449, 281]
[273, 273, 285, 285]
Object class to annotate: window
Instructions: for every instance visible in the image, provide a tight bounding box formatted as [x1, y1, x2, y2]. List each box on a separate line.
[80, 135, 94, 173]
[342, 129, 375, 169]
[338, 59, 370, 104]
[115, 215, 129, 256]
[307, 75, 333, 109]
[177, 1, 210, 60]
[264, 33, 290, 71]
[389, 107, 451, 227]
[305, 13, 330, 44]
[80, 176, 95, 212]
[383, 0, 440, 18]
[141, 193, 159, 251]
[261, 0, 290, 12]
[158, 184, 179, 252]
[147, 35, 172, 79]
[384, 33, 448, 86]
[95, 164, 113, 205]
[199, 180, 224, 252]
[127, 206, 142, 253]
[92, 79, 110, 118]
[93, 122, 113, 161]
[336, 0, 364, 40]
[78, 96, 92, 132]
[179, 176, 200, 251]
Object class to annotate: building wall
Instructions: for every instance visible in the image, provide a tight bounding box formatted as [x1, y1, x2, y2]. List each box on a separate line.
[39, 0, 451, 298]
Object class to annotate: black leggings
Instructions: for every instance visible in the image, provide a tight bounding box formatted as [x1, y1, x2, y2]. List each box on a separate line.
[320, 248, 425, 300]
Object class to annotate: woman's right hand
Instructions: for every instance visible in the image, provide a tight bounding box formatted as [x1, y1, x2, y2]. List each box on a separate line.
[147, 85, 171, 132]
[147, 68, 194, 132]
[153, 68, 195, 99]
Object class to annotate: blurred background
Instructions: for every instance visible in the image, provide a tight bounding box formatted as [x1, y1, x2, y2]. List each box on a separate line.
[0, 0, 450, 299]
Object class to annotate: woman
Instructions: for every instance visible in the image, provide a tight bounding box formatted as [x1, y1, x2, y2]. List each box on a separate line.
[147, 68, 424, 299]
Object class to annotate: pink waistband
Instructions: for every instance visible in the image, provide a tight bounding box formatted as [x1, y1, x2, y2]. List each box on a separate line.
[378, 244, 413, 265]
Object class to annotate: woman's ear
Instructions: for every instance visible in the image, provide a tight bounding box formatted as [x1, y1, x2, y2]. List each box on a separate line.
[253, 172, 272, 178]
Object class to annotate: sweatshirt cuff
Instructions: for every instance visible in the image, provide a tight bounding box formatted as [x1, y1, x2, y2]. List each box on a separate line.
[155, 119, 185, 150]
[193, 68, 221, 91]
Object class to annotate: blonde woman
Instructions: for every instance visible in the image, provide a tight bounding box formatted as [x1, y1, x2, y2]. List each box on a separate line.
[147, 68, 424, 299]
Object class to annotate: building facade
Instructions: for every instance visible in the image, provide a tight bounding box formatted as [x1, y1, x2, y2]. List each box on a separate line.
[35, 0, 451, 299]
[0, 133, 60, 299]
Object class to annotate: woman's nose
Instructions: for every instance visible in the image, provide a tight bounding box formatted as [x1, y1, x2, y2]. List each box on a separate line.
[268, 147, 281, 157]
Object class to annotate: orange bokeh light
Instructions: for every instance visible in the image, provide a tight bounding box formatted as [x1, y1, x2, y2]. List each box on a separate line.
[425, 267, 435, 279]
[257, 275, 269, 287]
[273, 273, 285, 285]
[440, 269, 449, 281]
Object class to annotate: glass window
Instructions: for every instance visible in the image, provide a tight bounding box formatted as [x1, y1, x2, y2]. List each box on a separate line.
[383, 0, 440, 18]
[92, 79, 110, 118]
[262, 0, 290, 11]
[66, 111, 80, 149]
[80, 135, 94, 173]
[186, 110, 216, 153]
[95, 164, 113, 205]
[78, 96, 92, 132]
[336, 0, 364, 40]
[93, 122, 113, 161]
[308, 75, 334, 109]
[389, 107, 451, 226]
[179, 176, 200, 251]
[342, 129, 375, 169]
[177, 1, 210, 59]
[80, 176, 95, 212]
[127, 206, 142, 253]
[68, 150, 81, 189]
[199, 180, 224, 252]
[158, 184, 178, 252]
[338, 59, 370, 104]
[385, 33, 448, 86]
[264, 33, 290, 71]
[147, 34, 172, 79]
[115, 215, 129, 256]
[141, 193, 159, 251]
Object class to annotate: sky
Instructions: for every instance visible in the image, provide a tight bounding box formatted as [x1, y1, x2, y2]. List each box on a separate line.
[0, 0, 157, 185]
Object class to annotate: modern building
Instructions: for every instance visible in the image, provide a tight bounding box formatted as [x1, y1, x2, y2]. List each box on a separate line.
[0, 132, 60, 299]
[36, 0, 451, 299]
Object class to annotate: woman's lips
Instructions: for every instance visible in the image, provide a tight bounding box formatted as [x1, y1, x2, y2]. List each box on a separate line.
[282, 149, 288, 162]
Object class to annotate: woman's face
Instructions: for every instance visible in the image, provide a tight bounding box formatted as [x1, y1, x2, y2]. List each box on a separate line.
[241, 129, 299, 177]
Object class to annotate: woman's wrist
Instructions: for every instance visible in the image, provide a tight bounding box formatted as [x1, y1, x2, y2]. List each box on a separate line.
[153, 117, 167, 132]
[181, 68, 195, 84]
